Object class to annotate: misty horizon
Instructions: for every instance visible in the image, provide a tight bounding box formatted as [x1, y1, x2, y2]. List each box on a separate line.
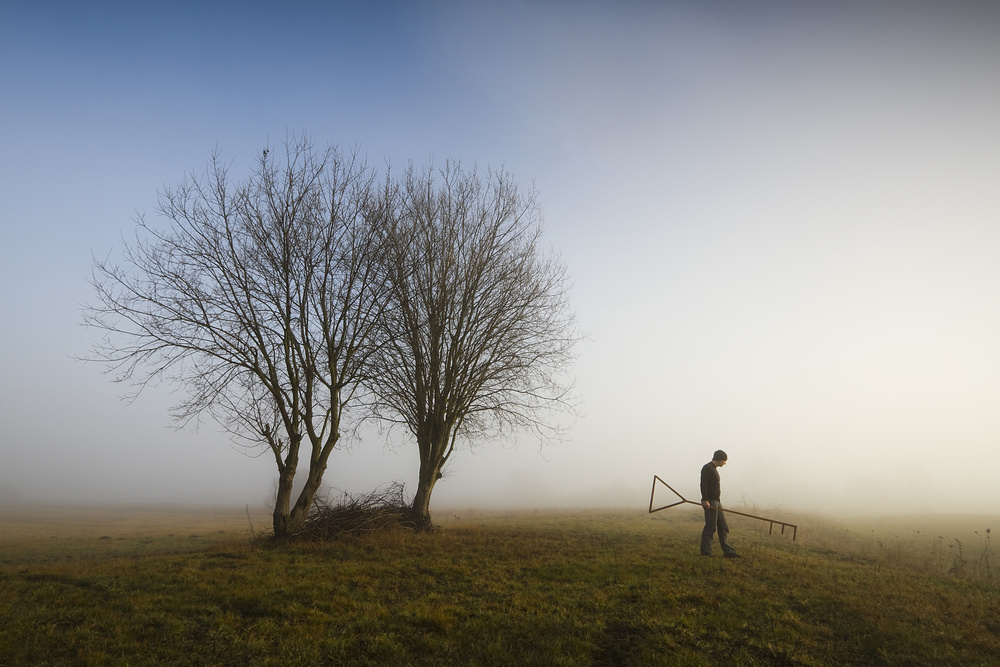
[3, 1, 1000, 519]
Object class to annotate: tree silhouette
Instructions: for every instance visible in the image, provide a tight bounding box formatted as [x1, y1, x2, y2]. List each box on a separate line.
[371, 162, 579, 526]
[86, 136, 390, 537]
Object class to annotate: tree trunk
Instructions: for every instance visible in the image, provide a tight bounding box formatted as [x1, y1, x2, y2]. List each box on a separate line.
[272, 468, 297, 538]
[287, 461, 327, 531]
[411, 451, 441, 530]
[272, 459, 330, 539]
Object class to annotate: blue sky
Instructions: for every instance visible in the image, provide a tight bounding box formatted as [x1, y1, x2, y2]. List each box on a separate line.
[3, 1, 1000, 516]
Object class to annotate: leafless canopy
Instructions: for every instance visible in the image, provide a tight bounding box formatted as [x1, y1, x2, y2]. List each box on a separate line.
[371, 162, 579, 522]
[85, 136, 389, 536]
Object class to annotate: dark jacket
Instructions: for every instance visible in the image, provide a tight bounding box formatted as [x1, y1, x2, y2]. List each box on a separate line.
[700, 462, 721, 502]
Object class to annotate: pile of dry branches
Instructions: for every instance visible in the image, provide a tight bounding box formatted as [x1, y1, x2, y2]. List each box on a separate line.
[296, 482, 421, 540]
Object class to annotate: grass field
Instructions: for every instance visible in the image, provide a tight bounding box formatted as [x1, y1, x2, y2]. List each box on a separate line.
[1, 504, 998, 665]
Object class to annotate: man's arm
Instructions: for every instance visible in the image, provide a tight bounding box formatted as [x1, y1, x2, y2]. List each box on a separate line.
[700, 464, 710, 508]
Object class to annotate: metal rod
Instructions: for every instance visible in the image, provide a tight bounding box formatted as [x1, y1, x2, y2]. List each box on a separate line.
[649, 474, 798, 540]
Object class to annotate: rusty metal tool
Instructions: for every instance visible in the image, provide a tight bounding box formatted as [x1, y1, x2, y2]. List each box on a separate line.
[649, 475, 797, 540]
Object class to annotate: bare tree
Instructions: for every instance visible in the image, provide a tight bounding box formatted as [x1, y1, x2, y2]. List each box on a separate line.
[372, 162, 579, 527]
[85, 136, 389, 538]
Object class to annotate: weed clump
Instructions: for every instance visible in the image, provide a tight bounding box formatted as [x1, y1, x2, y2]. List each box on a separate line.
[296, 482, 420, 540]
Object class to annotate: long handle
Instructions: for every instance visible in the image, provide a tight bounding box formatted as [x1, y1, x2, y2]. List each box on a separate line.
[649, 475, 798, 540]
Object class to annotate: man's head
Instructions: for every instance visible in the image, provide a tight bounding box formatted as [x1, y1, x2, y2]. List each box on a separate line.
[713, 450, 728, 466]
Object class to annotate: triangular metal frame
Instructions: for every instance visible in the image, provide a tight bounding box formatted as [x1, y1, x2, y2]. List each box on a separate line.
[649, 475, 696, 513]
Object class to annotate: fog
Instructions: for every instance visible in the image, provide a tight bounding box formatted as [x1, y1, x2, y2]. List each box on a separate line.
[3, 1, 1000, 518]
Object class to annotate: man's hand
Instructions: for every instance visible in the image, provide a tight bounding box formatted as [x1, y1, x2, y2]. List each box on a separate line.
[702, 500, 710, 509]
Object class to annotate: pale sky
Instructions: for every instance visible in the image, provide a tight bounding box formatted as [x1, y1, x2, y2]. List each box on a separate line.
[2, 1, 1000, 516]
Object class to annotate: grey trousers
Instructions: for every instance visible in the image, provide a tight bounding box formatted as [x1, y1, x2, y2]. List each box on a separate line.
[701, 501, 736, 556]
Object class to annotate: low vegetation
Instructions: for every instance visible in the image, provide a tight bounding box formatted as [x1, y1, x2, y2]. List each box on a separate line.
[1, 506, 998, 665]
[294, 483, 421, 541]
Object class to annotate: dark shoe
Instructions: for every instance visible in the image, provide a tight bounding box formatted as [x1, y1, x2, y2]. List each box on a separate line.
[724, 552, 741, 559]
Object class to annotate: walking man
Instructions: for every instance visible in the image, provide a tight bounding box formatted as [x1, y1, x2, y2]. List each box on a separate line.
[701, 450, 740, 558]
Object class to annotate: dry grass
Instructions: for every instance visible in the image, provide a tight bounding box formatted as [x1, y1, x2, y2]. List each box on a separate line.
[781, 512, 998, 583]
[0, 504, 269, 564]
[1, 505, 998, 665]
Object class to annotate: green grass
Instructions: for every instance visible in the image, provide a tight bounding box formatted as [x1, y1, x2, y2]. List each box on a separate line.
[1, 507, 998, 665]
